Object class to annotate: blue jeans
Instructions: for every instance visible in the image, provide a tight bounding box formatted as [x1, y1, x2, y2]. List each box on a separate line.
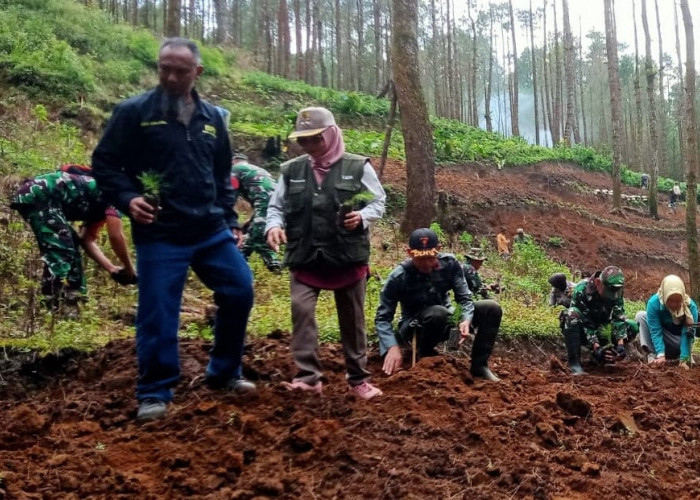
[135, 230, 254, 402]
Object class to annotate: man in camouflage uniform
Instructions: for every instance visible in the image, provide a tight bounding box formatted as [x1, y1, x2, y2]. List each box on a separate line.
[462, 247, 502, 300]
[10, 167, 136, 311]
[231, 153, 282, 273]
[562, 266, 639, 375]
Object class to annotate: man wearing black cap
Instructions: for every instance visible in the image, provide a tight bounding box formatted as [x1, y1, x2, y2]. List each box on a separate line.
[562, 265, 639, 375]
[375, 228, 502, 381]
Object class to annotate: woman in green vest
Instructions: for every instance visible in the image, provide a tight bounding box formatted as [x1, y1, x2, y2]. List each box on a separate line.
[266, 107, 386, 400]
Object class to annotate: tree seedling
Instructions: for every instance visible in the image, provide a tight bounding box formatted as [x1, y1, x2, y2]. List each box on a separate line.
[137, 171, 164, 220]
[337, 190, 375, 226]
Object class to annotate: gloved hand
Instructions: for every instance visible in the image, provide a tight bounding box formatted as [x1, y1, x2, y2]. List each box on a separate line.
[614, 344, 627, 359]
[111, 268, 138, 285]
[592, 346, 616, 364]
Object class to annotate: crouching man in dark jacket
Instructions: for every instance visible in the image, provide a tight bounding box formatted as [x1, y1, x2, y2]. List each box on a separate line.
[375, 228, 502, 381]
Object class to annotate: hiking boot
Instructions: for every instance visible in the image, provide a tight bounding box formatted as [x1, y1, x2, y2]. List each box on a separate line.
[136, 398, 167, 421]
[470, 366, 501, 382]
[348, 381, 382, 400]
[206, 376, 257, 393]
[281, 379, 323, 394]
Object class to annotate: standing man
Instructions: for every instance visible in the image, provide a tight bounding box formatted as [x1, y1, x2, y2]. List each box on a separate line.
[376, 228, 502, 381]
[562, 266, 639, 375]
[230, 153, 282, 273]
[266, 106, 385, 400]
[92, 38, 255, 421]
[11, 168, 137, 313]
[496, 227, 510, 260]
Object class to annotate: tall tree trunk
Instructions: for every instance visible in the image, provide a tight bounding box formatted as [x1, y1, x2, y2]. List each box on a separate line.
[373, 0, 382, 92]
[542, 0, 554, 145]
[642, 0, 660, 218]
[307, 0, 313, 82]
[263, 0, 273, 74]
[316, 0, 328, 87]
[680, 0, 699, 301]
[508, 0, 519, 136]
[485, 4, 494, 132]
[278, 0, 291, 77]
[552, 0, 562, 144]
[604, 0, 623, 210]
[335, 0, 343, 89]
[213, 0, 228, 43]
[166, 0, 181, 36]
[468, 0, 478, 128]
[633, 0, 644, 173]
[562, 0, 578, 144]
[674, 0, 684, 177]
[528, 0, 540, 144]
[294, 0, 303, 79]
[578, 18, 588, 146]
[308, 0, 316, 84]
[446, 0, 455, 118]
[357, 0, 365, 91]
[392, 0, 436, 231]
[654, 0, 667, 175]
[430, 0, 440, 115]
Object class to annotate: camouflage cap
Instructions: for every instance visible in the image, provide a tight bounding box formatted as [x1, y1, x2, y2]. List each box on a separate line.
[601, 266, 624, 288]
[466, 247, 487, 261]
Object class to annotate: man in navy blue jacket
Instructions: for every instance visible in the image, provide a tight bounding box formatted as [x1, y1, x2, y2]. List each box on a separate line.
[92, 38, 254, 421]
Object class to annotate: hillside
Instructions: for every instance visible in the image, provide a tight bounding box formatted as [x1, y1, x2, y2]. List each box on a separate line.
[3, 1, 700, 498]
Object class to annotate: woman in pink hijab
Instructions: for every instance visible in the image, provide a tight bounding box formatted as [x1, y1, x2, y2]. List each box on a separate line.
[266, 107, 386, 400]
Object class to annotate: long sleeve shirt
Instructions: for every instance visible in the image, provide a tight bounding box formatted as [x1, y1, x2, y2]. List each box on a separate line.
[569, 272, 628, 345]
[646, 292, 698, 360]
[375, 253, 475, 355]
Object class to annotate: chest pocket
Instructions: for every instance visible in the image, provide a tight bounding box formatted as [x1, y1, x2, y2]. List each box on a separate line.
[286, 181, 308, 214]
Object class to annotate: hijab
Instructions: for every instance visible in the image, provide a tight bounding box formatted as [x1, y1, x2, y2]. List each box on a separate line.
[309, 125, 345, 184]
[658, 275, 693, 325]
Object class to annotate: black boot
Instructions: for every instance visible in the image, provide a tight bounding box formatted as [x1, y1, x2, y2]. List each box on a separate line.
[470, 300, 501, 382]
[563, 328, 585, 375]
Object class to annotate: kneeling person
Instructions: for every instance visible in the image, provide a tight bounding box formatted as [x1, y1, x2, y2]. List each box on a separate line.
[563, 266, 638, 375]
[375, 228, 502, 381]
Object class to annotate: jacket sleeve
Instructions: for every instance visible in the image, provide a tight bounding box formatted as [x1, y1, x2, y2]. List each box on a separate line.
[451, 261, 474, 323]
[359, 161, 386, 229]
[91, 103, 142, 214]
[265, 175, 287, 233]
[213, 111, 238, 230]
[375, 269, 402, 356]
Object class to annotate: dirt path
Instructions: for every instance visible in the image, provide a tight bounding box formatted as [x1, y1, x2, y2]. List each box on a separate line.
[2, 337, 700, 499]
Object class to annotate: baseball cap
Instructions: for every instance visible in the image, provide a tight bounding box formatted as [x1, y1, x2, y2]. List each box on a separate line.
[288, 107, 336, 139]
[466, 247, 486, 261]
[408, 228, 440, 257]
[601, 266, 624, 288]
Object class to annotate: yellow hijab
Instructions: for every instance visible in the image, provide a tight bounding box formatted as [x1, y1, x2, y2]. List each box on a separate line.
[658, 275, 693, 325]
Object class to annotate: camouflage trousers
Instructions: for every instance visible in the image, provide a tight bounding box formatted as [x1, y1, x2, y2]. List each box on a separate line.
[15, 203, 87, 303]
[242, 222, 281, 272]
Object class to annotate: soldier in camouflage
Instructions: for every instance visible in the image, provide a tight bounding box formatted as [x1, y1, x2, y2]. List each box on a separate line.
[10, 168, 136, 311]
[562, 266, 639, 375]
[231, 154, 282, 273]
[462, 247, 503, 300]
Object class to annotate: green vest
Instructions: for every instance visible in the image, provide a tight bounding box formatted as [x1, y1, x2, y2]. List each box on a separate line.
[281, 153, 370, 269]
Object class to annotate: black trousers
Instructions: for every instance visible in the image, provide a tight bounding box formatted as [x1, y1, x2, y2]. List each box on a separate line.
[397, 300, 502, 370]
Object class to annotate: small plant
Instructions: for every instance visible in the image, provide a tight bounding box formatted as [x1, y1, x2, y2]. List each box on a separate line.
[137, 170, 164, 215]
[429, 222, 447, 246]
[547, 236, 565, 247]
[338, 191, 375, 226]
[458, 231, 474, 249]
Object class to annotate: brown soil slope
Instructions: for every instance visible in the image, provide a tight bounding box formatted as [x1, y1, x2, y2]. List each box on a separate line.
[382, 160, 687, 300]
[2, 338, 700, 499]
[2, 161, 699, 499]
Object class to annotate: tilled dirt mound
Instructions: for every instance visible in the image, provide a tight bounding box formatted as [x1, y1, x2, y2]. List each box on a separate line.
[2, 336, 700, 499]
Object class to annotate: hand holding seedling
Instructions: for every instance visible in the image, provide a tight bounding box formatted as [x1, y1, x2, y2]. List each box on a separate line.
[129, 196, 158, 224]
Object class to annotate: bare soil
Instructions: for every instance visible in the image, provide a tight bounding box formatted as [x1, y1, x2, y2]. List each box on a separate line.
[2, 161, 698, 499]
